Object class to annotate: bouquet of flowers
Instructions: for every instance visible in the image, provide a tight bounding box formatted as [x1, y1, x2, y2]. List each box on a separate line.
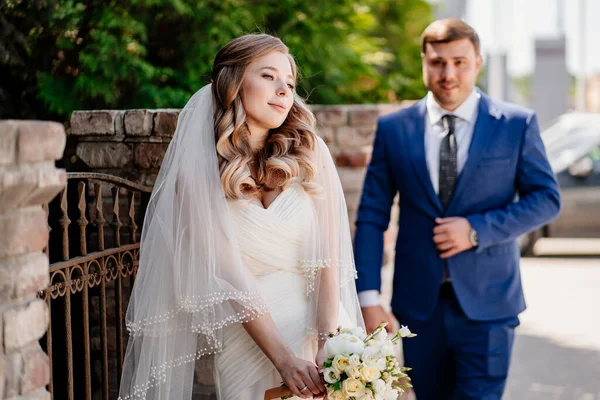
[319, 323, 415, 400]
[264, 323, 416, 400]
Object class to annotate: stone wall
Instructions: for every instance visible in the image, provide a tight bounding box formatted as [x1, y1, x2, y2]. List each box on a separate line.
[0, 121, 67, 400]
[69, 103, 412, 398]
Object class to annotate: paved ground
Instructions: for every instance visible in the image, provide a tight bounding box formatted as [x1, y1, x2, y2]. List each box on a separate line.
[505, 252, 600, 400]
[391, 239, 600, 400]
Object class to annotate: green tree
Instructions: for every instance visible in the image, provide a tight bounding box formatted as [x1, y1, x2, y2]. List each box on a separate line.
[0, 0, 432, 122]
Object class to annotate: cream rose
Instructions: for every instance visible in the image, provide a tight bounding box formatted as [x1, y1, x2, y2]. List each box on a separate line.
[357, 391, 375, 400]
[342, 378, 366, 397]
[361, 364, 382, 383]
[345, 365, 362, 379]
[332, 354, 351, 374]
[328, 390, 345, 400]
[385, 389, 399, 400]
[349, 354, 361, 367]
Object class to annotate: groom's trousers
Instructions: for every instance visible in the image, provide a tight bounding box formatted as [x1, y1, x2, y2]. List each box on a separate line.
[395, 283, 519, 400]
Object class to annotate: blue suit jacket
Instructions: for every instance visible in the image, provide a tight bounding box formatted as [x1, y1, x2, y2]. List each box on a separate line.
[354, 92, 561, 322]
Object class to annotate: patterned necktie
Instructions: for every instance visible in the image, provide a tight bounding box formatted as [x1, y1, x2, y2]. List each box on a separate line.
[439, 114, 457, 209]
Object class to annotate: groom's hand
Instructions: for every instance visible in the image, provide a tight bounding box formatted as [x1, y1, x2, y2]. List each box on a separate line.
[433, 217, 473, 258]
[361, 305, 393, 333]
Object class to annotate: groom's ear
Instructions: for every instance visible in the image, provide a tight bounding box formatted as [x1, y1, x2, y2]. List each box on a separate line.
[475, 54, 483, 72]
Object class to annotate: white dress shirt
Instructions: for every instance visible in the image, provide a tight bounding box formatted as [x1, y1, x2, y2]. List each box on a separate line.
[358, 89, 481, 308]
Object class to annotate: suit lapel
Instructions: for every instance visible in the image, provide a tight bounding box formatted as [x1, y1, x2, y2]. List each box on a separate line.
[447, 94, 503, 213]
[406, 99, 444, 213]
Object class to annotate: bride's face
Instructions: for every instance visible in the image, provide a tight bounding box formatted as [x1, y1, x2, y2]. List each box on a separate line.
[241, 51, 295, 135]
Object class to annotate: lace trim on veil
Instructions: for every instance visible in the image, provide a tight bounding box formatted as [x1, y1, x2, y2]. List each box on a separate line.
[126, 291, 268, 337]
[119, 293, 269, 400]
[300, 259, 358, 296]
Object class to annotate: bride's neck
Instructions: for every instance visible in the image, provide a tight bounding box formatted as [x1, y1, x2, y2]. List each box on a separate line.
[247, 122, 269, 153]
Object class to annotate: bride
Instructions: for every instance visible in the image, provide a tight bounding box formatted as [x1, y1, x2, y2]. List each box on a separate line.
[118, 33, 364, 400]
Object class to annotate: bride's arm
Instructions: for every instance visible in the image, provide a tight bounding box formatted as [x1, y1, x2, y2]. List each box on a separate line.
[311, 136, 360, 348]
[316, 263, 340, 349]
[242, 316, 326, 397]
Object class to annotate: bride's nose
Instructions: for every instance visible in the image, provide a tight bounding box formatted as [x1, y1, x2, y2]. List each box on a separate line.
[276, 84, 288, 97]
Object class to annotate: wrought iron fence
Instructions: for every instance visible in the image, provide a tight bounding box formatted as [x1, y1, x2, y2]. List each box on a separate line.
[40, 173, 152, 400]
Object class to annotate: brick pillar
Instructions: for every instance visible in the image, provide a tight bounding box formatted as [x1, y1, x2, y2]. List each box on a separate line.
[0, 121, 67, 400]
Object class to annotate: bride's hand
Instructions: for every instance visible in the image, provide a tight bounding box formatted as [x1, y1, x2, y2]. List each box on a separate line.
[313, 347, 329, 399]
[315, 347, 327, 373]
[275, 352, 326, 398]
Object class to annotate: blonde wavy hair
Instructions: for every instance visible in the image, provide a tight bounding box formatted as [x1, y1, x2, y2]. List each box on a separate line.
[210, 34, 320, 200]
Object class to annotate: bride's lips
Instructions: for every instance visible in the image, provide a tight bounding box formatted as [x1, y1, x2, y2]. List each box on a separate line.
[268, 103, 287, 112]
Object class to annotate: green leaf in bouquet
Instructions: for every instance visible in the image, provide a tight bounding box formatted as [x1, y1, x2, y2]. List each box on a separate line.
[334, 381, 341, 391]
[323, 360, 333, 368]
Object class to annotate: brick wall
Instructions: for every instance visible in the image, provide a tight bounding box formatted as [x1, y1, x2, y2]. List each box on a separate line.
[69, 102, 413, 398]
[0, 121, 67, 400]
[69, 102, 411, 259]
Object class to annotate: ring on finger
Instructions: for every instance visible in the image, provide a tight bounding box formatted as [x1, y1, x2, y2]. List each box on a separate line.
[300, 385, 309, 392]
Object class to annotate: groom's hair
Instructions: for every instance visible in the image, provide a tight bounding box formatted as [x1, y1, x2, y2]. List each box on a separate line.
[421, 19, 480, 55]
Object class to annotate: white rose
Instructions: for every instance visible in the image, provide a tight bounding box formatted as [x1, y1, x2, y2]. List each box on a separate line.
[342, 378, 366, 397]
[351, 326, 367, 340]
[376, 357, 387, 372]
[372, 379, 387, 395]
[345, 365, 362, 379]
[399, 325, 412, 337]
[362, 346, 380, 365]
[324, 337, 339, 358]
[325, 336, 344, 358]
[361, 364, 382, 382]
[332, 354, 350, 374]
[385, 389, 399, 400]
[349, 354, 361, 367]
[326, 334, 365, 358]
[367, 338, 385, 349]
[380, 342, 395, 357]
[322, 367, 340, 384]
[375, 328, 388, 341]
[339, 333, 366, 355]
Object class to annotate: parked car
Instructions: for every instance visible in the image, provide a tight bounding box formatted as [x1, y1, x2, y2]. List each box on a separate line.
[520, 112, 600, 255]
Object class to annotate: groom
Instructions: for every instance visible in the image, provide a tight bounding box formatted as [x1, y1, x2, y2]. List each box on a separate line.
[354, 19, 561, 399]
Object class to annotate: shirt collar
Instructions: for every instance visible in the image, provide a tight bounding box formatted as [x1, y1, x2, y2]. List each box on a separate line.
[426, 88, 480, 126]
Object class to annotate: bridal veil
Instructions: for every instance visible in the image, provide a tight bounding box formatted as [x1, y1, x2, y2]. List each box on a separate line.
[118, 84, 363, 400]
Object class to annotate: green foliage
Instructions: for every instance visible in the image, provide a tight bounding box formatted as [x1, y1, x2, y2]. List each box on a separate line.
[0, 0, 432, 121]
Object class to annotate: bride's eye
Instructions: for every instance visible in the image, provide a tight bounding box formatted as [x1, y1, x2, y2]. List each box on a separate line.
[287, 83, 295, 90]
[262, 74, 274, 80]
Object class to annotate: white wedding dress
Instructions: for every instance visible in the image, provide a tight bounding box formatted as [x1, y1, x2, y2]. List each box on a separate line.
[214, 183, 347, 400]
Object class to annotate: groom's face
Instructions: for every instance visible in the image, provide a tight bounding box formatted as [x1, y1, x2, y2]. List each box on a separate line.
[421, 38, 482, 111]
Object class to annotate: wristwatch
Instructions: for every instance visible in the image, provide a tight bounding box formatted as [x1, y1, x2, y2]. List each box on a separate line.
[469, 228, 479, 247]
